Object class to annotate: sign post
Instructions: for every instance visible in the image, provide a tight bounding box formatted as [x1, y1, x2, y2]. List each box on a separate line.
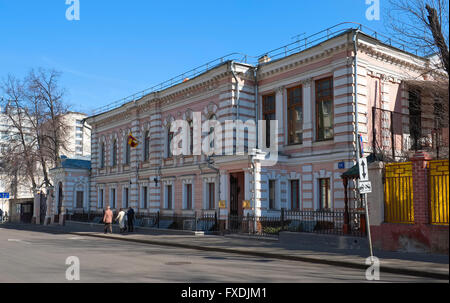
[358, 158, 374, 259]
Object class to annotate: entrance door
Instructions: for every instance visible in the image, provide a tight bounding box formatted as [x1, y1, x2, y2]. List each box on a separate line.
[20, 202, 33, 223]
[230, 172, 244, 216]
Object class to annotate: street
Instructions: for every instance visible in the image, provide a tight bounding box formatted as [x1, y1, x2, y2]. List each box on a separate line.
[0, 226, 444, 283]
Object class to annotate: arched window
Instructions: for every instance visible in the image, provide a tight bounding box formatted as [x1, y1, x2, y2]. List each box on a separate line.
[112, 139, 117, 166]
[144, 130, 150, 161]
[208, 114, 217, 153]
[125, 138, 131, 164]
[188, 120, 193, 155]
[167, 126, 174, 158]
[100, 142, 105, 168]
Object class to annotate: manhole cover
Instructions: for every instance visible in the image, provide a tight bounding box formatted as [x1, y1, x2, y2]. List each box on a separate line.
[165, 261, 192, 266]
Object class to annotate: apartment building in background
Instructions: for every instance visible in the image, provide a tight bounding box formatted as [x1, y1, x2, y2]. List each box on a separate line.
[0, 110, 91, 223]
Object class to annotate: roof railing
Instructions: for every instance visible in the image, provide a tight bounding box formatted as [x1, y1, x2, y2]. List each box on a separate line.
[92, 22, 422, 116]
[92, 52, 250, 115]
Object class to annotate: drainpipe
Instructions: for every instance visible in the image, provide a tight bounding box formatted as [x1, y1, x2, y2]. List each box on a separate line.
[230, 62, 241, 121]
[353, 31, 361, 166]
[252, 66, 259, 233]
[353, 29, 374, 260]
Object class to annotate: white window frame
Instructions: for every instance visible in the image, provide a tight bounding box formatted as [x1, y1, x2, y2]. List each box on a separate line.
[162, 179, 175, 210]
[109, 185, 117, 210]
[202, 175, 218, 210]
[139, 183, 149, 209]
[182, 178, 194, 210]
[287, 172, 302, 210]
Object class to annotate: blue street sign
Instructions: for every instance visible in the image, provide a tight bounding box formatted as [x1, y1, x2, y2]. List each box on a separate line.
[0, 193, 10, 199]
[338, 162, 345, 169]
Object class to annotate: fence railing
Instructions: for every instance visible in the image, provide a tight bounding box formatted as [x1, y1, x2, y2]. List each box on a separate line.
[429, 160, 449, 225]
[68, 210, 220, 233]
[68, 209, 367, 237]
[228, 209, 367, 237]
[384, 162, 415, 224]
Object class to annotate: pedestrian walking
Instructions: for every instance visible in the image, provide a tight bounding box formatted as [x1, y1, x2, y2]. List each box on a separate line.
[127, 207, 135, 232]
[0, 209, 3, 223]
[103, 206, 113, 234]
[115, 208, 127, 233]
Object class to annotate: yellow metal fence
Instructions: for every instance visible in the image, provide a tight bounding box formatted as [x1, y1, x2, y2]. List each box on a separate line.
[384, 162, 414, 224]
[429, 160, 449, 225]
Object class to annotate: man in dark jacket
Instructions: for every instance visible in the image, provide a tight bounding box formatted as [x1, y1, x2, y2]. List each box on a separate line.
[127, 207, 135, 232]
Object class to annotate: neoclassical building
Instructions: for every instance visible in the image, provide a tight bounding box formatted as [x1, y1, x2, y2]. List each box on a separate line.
[45, 25, 446, 227]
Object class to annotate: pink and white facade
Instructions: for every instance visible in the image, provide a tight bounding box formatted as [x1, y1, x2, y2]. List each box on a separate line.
[48, 28, 441, 223]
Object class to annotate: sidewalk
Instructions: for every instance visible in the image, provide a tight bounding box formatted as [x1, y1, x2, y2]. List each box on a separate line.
[3, 221, 449, 280]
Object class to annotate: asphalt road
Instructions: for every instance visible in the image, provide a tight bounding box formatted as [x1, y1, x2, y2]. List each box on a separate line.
[0, 226, 444, 283]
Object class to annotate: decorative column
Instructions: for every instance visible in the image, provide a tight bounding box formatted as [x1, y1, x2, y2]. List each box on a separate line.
[275, 86, 285, 149]
[45, 187, 54, 225]
[301, 78, 313, 147]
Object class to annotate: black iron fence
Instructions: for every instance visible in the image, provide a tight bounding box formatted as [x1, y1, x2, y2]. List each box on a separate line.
[68, 210, 220, 233]
[227, 209, 367, 237]
[67, 209, 366, 237]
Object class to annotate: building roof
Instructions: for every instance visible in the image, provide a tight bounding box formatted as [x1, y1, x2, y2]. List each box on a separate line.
[59, 157, 91, 170]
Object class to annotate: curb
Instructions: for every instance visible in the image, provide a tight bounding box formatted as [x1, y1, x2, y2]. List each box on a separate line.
[69, 231, 449, 280]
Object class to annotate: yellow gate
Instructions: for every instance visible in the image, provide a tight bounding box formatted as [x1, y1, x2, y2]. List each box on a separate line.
[429, 160, 449, 225]
[384, 162, 414, 223]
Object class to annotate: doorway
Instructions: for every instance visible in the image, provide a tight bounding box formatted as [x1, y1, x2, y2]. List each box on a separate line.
[230, 172, 244, 217]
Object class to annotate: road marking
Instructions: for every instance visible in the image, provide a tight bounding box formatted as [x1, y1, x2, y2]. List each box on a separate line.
[7, 239, 31, 244]
[67, 237, 84, 240]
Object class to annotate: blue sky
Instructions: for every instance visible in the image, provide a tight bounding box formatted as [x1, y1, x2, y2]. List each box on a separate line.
[0, 0, 387, 115]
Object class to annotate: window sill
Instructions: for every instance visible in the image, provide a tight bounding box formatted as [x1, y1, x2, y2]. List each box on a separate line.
[314, 138, 334, 143]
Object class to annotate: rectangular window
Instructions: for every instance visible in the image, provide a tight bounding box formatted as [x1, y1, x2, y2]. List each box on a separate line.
[185, 184, 192, 209]
[287, 86, 303, 144]
[290, 180, 299, 210]
[76, 133, 83, 138]
[142, 186, 148, 209]
[262, 94, 276, 148]
[124, 188, 129, 208]
[319, 178, 330, 210]
[76, 191, 83, 208]
[269, 180, 276, 210]
[167, 185, 172, 209]
[76, 126, 83, 132]
[99, 189, 104, 208]
[76, 120, 83, 125]
[316, 77, 334, 141]
[111, 188, 116, 209]
[208, 183, 215, 209]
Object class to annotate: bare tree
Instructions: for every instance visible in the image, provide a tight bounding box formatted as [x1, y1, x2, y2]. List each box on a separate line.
[25, 68, 71, 186]
[382, 0, 449, 160]
[385, 0, 449, 76]
[0, 75, 39, 192]
[0, 68, 71, 194]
